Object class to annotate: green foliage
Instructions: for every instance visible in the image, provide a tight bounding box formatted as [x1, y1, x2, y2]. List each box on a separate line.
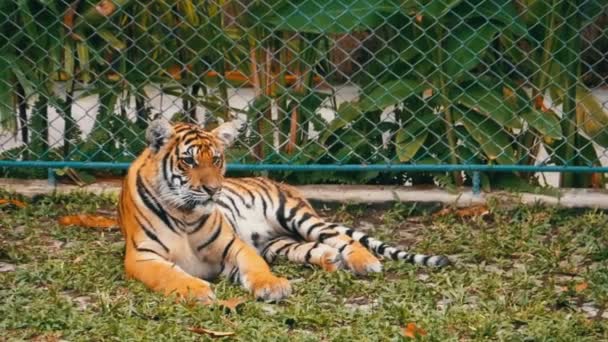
[0, 0, 607, 188]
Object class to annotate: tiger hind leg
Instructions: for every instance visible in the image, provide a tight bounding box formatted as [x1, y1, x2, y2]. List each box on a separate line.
[260, 236, 343, 272]
[294, 218, 383, 275]
[291, 212, 449, 273]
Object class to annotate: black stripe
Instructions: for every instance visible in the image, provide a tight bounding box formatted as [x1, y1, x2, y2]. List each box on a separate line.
[275, 241, 297, 255]
[223, 213, 237, 232]
[228, 266, 240, 283]
[259, 195, 268, 217]
[221, 237, 236, 260]
[296, 213, 313, 229]
[248, 178, 272, 217]
[261, 237, 283, 258]
[136, 248, 164, 258]
[182, 134, 200, 147]
[338, 244, 348, 253]
[135, 215, 170, 253]
[224, 180, 255, 207]
[222, 185, 249, 208]
[216, 200, 239, 226]
[359, 236, 370, 248]
[251, 232, 260, 247]
[186, 213, 210, 232]
[248, 178, 275, 211]
[174, 125, 193, 133]
[306, 222, 325, 237]
[420, 255, 430, 266]
[162, 152, 172, 185]
[286, 202, 306, 222]
[305, 243, 319, 263]
[345, 228, 354, 237]
[136, 173, 178, 233]
[406, 253, 415, 263]
[318, 232, 339, 243]
[223, 194, 243, 218]
[197, 218, 221, 251]
[377, 243, 388, 255]
[276, 191, 288, 231]
[326, 223, 339, 230]
[285, 202, 307, 232]
[391, 250, 401, 260]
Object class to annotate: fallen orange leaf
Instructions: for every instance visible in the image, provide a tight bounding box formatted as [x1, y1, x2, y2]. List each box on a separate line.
[0, 199, 27, 208]
[58, 215, 117, 229]
[575, 282, 589, 293]
[433, 207, 454, 217]
[434, 205, 489, 218]
[217, 297, 247, 311]
[402, 322, 427, 338]
[188, 327, 235, 338]
[455, 204, 489, 218]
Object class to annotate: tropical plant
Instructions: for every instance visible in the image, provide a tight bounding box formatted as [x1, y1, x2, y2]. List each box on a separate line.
[0, 0, 607, 189]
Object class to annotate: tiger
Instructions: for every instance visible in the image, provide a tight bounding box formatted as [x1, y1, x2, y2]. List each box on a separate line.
[118, 118, 449, 302]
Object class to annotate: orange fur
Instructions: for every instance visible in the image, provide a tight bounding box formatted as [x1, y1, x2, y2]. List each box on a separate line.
[118, 120, 291, 302]
[118, 119, 448, 304]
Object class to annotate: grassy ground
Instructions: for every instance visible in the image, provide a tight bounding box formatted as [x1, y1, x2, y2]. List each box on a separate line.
[1, 191, 607, 341]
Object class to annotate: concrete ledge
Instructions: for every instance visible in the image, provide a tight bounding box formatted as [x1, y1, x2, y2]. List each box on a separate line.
[2, 178, 608, 209]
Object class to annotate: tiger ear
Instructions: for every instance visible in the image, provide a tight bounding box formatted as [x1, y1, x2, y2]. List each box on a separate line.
[212, 119, 246, 147]
[146, 118, 174, 152]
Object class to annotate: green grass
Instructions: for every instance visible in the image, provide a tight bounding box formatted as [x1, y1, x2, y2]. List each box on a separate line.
[1, 192, 608, 341]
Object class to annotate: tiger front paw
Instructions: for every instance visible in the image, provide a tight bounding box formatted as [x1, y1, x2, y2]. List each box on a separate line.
[244, 273, 292, 302]
[172, 279, 216, 305]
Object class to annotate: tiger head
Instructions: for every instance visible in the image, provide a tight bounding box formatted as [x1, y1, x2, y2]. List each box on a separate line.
[142, 118, 245, 210]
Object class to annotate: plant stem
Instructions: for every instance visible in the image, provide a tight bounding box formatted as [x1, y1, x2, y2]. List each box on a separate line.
[286, 46, 302, 155]
[135, 91, 147, 128]
[535, 0, 559, 94]
[188, 84, 200, 122]
[16, 83, 28, 147]
[560, 0, 582, 187]
[63, 82, 75, 158]
[249, 32, 264, 161]
[433, 25, 462, 186]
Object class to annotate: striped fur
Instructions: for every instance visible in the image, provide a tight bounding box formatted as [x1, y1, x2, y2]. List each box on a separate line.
[118, 119, 449, 303]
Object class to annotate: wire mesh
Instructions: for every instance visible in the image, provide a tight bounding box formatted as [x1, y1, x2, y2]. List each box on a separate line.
[0, 0, 607, 187]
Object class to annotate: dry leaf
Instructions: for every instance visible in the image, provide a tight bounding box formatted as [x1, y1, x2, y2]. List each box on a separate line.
[96, 0, 117, 16]
[63, 5, 75, 28]
[217, 297, 247, 311]
[590, 173, 603, 189]
[454, 205, 489, 218]
[434, 205, 489, 218]
[575, 282, 589, 293]
[433, 207, 454, 217]
[58, 214, 117, 229]
[167, 65, 182, 80]
[0, 199, 27, 208]
[402, 322, 427, 338]
[188, 327, 235, 338]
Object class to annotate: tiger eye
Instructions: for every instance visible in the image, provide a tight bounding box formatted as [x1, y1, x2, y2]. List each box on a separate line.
[182, 156, 195, 166]
[212, 155, 222, 167]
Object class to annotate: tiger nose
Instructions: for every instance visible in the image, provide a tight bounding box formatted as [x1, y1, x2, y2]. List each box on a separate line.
[202, 185, 221, 196]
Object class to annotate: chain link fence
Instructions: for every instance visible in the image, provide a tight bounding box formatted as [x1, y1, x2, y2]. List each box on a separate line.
[0, 0, 607, 189]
